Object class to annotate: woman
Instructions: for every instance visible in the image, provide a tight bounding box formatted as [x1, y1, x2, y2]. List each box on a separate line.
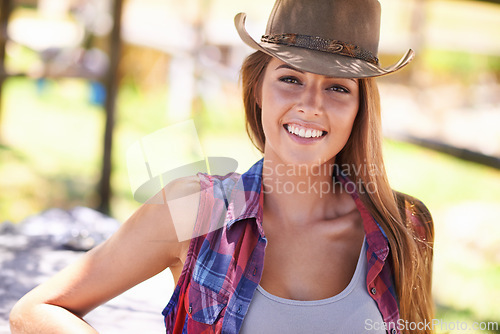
[10, 0, 434, 333]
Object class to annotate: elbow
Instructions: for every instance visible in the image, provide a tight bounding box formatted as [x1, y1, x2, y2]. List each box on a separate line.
[9, 299, 28, 333]
[9, 293, 41, 333]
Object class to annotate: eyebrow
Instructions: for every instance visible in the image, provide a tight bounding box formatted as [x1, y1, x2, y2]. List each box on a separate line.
[275, 64, 304, 73]
[275, 64, 357, 83]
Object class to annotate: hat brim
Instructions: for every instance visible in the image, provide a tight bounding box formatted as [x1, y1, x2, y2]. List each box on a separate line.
[234, 13, 414, 78]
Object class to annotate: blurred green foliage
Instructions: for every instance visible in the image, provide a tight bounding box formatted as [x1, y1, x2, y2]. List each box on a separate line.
[422, 49, 500, 82]
[384, 139, 500, 205]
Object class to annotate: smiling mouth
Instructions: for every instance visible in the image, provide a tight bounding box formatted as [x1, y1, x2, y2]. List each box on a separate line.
[284, 124, 327, 139]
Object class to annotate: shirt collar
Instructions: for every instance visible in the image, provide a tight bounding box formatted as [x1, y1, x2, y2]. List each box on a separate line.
[224, 159, 264, 232]
[336, 168, 390, 261]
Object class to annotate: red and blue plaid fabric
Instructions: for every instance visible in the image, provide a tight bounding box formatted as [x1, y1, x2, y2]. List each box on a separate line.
[162, 159, 403, 333]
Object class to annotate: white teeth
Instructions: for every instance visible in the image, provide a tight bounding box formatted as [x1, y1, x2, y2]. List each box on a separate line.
[286, 124, 324, 138]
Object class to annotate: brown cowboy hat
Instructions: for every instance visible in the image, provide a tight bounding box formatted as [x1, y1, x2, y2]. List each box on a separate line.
[234, 0, 414, 78]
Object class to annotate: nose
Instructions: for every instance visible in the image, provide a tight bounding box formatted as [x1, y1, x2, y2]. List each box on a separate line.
[298, 83, 323, 117]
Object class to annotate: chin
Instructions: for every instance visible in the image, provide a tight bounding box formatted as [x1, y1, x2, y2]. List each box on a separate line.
[270, 150, 336, 169]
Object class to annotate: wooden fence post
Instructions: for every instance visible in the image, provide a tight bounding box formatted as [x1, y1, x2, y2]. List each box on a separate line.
[97, 0, 123, 214]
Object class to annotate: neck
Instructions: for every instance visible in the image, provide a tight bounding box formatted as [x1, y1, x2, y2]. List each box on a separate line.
[262, 157, 339, 226]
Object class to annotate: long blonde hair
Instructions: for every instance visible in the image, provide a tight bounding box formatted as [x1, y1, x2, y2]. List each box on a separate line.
[240, 51, 434, 333]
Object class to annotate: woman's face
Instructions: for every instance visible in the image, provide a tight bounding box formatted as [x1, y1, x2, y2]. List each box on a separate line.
[260, 57, 360, 167]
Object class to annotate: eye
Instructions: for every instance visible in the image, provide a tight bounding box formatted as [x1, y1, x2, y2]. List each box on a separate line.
[279, 76, 301, 85]
[327, 85, 350, 93]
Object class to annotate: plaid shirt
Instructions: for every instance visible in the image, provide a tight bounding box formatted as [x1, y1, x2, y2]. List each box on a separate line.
[162, 159, 404, 334]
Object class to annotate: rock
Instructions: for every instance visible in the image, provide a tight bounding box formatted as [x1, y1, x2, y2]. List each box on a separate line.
[0, 221, 18, 235]
[18, 206, 120, 251]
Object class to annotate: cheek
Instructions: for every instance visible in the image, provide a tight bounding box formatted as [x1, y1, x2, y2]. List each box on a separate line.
[327, 104, 359, 148]
[345, 96, 360, 123]
[344, 112, 358, 137]
[261, 85, 278, 112]
[260, 108, 279, 143]
[332, 102, 359, 130]
[260, 87, 285, 130]
[346, 106, 359, 130]
[261, 78, 296, 111]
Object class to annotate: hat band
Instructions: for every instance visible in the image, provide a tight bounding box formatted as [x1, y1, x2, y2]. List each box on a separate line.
[261, 33, 379, 65]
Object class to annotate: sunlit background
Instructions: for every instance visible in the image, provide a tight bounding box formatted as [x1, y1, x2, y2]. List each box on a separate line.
[0, 0, 499, 333]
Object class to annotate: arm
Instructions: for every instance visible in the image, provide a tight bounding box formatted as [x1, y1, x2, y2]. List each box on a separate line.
[9, 176, 200, 333]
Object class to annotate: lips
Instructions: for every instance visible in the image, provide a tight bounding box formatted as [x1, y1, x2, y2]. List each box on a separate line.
[284, 123, 327, 139]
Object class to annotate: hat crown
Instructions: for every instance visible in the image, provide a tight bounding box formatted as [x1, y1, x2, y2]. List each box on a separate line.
[265, 0, 381, 56]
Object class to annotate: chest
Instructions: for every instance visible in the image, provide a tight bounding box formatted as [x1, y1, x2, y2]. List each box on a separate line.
[259, 218, 366, 301]
[239, 238, 388, 334]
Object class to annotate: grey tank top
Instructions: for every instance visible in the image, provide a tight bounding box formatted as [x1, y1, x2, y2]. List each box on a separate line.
[239, 238, 386, 333]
